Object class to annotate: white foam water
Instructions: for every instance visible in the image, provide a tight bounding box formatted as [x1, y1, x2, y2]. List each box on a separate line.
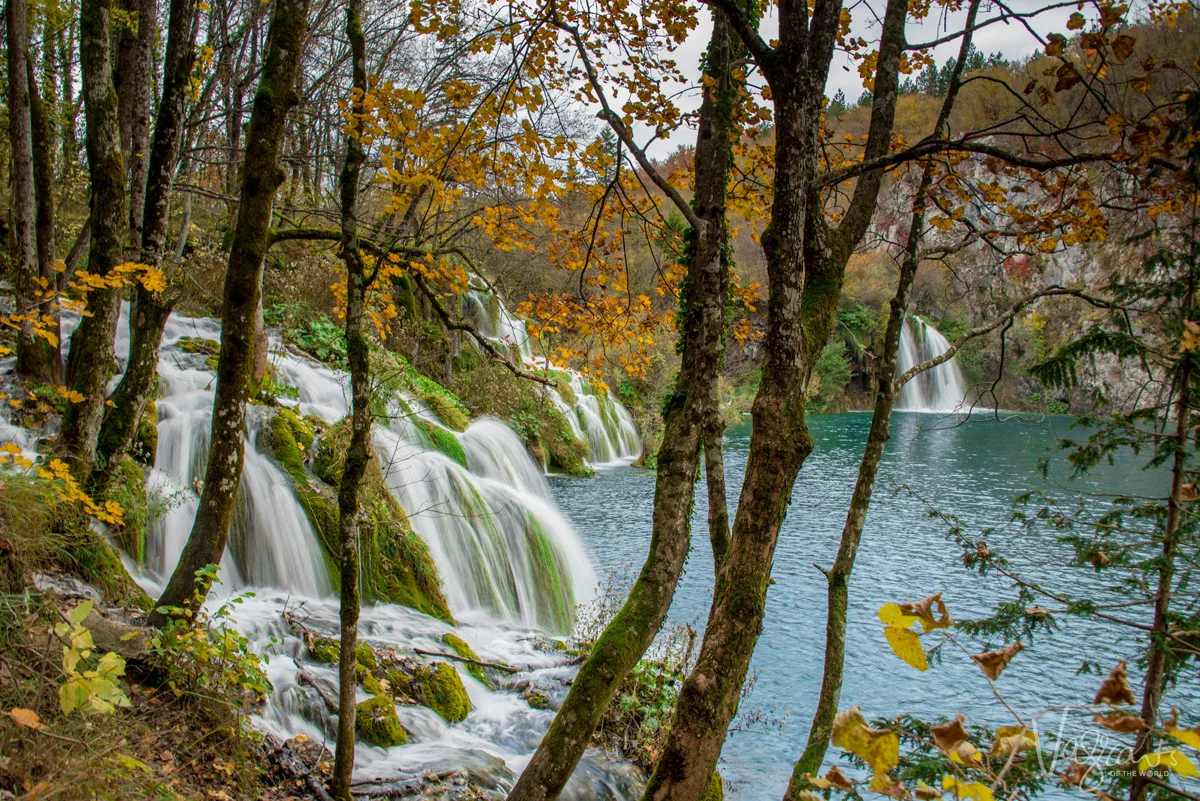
[895, 316, 969, 413]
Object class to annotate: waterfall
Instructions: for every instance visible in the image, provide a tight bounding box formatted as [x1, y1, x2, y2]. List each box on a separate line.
[463, 286, 641, 465]
[895, 316, 969, 412]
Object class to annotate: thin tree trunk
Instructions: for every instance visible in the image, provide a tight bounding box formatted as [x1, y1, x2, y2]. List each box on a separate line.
[703, 415, 728, 569]
[59, 0, 129, 467]
[505, 11, 737, 801]
[149, 0, 310, 625]
[28, 59, 64, 383]
[330, 3, 368, 795]
[783, 7, 978, 788]
[58, 14, 81, 185]
[8, 0, 58, 383]
[1130, 271, 1194, 801]
[94, 0, 198, 480]
[641, 0, 909, 795]
[121, 0, 156, 246]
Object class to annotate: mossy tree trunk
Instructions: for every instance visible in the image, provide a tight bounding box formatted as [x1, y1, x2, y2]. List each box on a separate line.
[28, 59, 64, 383]
[640, 0, 909, 796]
[60, 0, 129, 468]
[150, 0, 310, 625]
[505, 12, 737, 801]
[8, 0, 60, 383]
[94, 0, 199, 483]
[114, 0, 156, 245]
[331, 1, 368, 796]
[785, 10, 978, 790]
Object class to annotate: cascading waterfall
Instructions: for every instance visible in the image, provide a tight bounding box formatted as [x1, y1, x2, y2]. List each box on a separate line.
[895, 315, 969, 412]
[69, 306, 635, 797]
[462, 286, 641, 465]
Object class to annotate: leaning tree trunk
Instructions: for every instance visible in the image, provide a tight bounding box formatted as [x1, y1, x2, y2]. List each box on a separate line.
[150, 0, 311, 625]
[59, 0, 130, 468]
[640, 0, 909, 795]
[94, 0, 199, 482]
[330, 1, 368, 796]
[505, 12, 737, 801]
[8, 0, 59, 383]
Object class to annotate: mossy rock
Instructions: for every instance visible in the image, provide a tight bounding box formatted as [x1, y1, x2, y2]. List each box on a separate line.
[442, 632, 489, 686]
[356, 641, 378, 671]
[417, 663, 471, 723]
[422, 390, 470, 432]
[524, 690, 550, 710]
[70, 527, 152, 610]
[358, 664, 386, 696]
[416, 420, 467, 467]
[107, 457, 149, 568]
[356, 696, 407, 747]
[524, 515, 574, 633]
[262, 412, 453, 623]
[132, 399, 158, 465]
[177, 336, 219, 356]
[386, 661, 471, 723]
[308, 636, 340, 663]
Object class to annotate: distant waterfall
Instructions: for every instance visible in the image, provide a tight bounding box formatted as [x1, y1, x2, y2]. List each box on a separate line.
[461, 287, 641, 464]
[895, 316, 969, 412]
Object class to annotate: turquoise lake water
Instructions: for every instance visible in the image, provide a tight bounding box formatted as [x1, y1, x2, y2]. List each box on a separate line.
[550, 412, 1191, 799]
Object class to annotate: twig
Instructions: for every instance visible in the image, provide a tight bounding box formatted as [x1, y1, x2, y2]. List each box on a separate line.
[412, 647, 520, 674]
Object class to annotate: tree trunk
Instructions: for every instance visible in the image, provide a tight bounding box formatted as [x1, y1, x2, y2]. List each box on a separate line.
[1130, 277, 1193, 801]
[505, 12, 737, 801]
[94, 0, 198, 481]
[330, 2, 368, 797]
[60, 0, 130, 467]
[8, 0, 59, 383]
[703, 416, 728, 570]
[641, 0, 909, 795]
[115, 0, 156, 244]
[28, 60, 64, 383]
[149, 0, 310, 625]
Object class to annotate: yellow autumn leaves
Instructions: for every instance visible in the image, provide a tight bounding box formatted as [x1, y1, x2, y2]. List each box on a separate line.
[877, 593, 952, 672]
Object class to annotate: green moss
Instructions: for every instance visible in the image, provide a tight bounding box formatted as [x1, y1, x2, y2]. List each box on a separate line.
[359, 665, 386, 696]
[72, 528, 152, 610]
[133, 399, 158, 465]
[525, 515, 574, 633]
[308, 636, 340, 663]
[442, 632, 489, 686]
[701, 771, 724, 801]
[417, 663, 471, 723]
[355, 641, 378, 671]
[263, 412, 454, 623]
[355, 696, 407, 747]
[422, 390, 470, 431]
[417, 420, 468, 467]
[108, 457, 149, 567]
[525, 690, 550, 709]
[177, 337, 219, 355]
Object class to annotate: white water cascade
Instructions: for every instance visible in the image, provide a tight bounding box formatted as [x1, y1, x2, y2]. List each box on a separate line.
[461, 288, 641, 465]
[895, 316, 969, 412]
[36, 306, 636, 797]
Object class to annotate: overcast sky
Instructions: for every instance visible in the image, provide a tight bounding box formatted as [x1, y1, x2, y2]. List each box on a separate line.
[635, 0, 1083, 157]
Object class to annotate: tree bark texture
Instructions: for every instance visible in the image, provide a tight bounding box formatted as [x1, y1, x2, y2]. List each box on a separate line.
[8, 0, 59, 383]
[331, 1, 368, 796]
[60, 0, 130, 467]
[28, 59, 64, 382]
[505, 11, 737, 801]
[641, 0, 909, 796]
[95, 0, 199, 480]
[150, 0, 310, 624]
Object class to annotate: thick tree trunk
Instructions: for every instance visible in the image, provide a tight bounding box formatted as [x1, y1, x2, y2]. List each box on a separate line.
[150, 0, 310, 625]
[641, 0, 908, 795]
[28, 61, 64, 382]
[505, 12, 737, 801]
[95, 0, 198, 480]
[330, 2, 368, 797]
[8, 0, 58, 383]
[115, 0, 156, 244]
[60, 0, 129, 467]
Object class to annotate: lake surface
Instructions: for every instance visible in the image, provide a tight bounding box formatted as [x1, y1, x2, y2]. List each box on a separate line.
[551, 412, 1186, 799]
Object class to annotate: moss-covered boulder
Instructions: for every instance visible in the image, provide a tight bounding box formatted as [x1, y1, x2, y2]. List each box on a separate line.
[441, 633, 489, 686]
[356, 696, 407, 747]
[416, 420, 467, 467]
[387, 661, 471, 723]
[307, 636, 340, 663]
[261, 411, 453, 623]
